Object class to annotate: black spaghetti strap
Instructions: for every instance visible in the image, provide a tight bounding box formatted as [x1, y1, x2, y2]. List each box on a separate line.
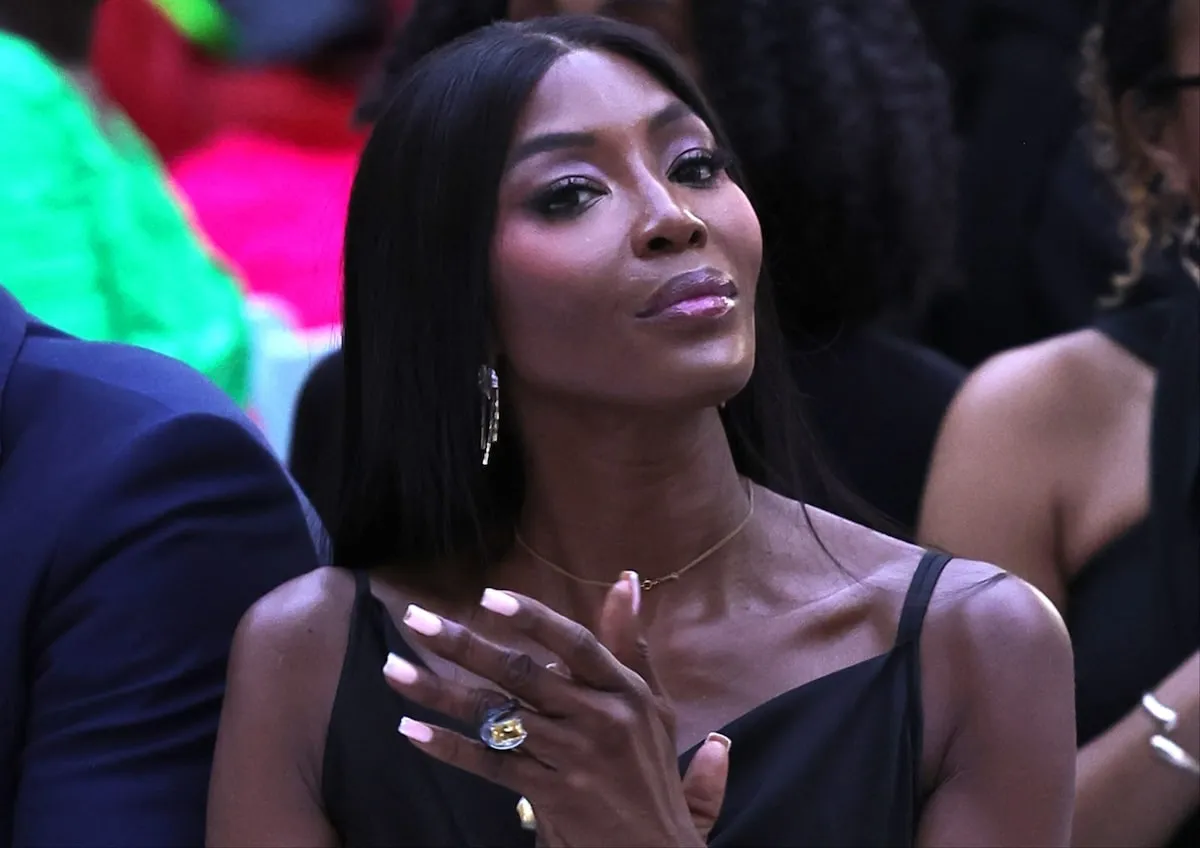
[895, 551, 953, 648]
[352, 568, 371, 596]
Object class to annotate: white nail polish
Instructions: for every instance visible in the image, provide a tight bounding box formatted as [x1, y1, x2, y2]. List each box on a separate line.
[480, 588, 520, 617]
[706, 732, 732, 752]
[404, 604, 443, 636]
[399, 717, 434, 743]
[624, 571, 642, 615]
[383, 653, 419, 685]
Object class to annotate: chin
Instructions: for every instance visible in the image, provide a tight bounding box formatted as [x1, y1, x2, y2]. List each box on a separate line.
[669, 353, 755, 409]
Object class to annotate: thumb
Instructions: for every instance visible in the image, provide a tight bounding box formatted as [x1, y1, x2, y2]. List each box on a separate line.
[596, 571, 664, 695]
[682, 733, 731, 840]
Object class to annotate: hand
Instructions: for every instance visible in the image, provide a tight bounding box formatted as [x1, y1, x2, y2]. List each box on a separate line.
[595, 573, 729, 840]
[383, 573, 711, 847]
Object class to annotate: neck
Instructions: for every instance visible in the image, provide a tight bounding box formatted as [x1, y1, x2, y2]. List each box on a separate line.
[511, 400, 751, 597]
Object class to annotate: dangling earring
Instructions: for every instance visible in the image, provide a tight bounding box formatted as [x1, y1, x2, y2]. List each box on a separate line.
[479, 364, 500, 466]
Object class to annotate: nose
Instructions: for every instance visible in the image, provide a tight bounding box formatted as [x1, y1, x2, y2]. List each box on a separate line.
[632, 182, 708, 258]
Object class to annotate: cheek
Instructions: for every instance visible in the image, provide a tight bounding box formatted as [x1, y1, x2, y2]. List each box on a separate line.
[489, 222, 622, 373]
[708, 188, 764, 298]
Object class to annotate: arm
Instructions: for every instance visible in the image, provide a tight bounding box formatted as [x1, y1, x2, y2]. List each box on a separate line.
[1072, 651, 1199, 847]
[920, 349, 1199, 845]
[13, 412, 321, 847]
[918, 349, 1066, 605]
[918, 571, 1077, 847]
[206, 570, 349, 847]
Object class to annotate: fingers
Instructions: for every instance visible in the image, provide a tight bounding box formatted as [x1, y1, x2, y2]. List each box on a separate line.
[597, 571, 666, 697]
[681, 733, 732, 840]
[400, 604, 576, 714]
[479, 588, 631, 691]
[397, 716, 544, 790]
[385, 654, 575, 768]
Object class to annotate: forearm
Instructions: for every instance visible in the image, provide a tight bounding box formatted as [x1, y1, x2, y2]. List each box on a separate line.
[1074, 664, 1199, 847]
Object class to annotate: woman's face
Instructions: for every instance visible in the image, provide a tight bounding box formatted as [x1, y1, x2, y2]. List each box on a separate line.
[507, 1, 696, 70]
[490, 50, 761, 412]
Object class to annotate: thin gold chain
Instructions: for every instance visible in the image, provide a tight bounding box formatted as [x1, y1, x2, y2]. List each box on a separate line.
[513, 484, 754, 592]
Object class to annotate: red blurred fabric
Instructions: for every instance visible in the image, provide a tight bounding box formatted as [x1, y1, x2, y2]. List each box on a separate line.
[91, 0, 369, 161]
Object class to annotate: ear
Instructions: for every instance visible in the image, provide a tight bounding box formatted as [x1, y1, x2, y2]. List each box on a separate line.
[1120, 91, 1192, 195]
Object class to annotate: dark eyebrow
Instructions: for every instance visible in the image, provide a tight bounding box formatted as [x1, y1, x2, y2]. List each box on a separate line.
[648, 100, 694, 134]
[507, 102, 697, 168]
[509, 132, 596, 168]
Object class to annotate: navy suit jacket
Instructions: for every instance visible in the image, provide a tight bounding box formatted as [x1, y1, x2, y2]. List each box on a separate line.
[0, 287, 324, 847]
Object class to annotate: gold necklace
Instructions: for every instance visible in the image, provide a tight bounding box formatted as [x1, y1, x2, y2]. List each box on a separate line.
[513, 484, 754, 592]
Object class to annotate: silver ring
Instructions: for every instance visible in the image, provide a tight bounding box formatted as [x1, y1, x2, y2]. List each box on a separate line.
[479, 699, 527, 751]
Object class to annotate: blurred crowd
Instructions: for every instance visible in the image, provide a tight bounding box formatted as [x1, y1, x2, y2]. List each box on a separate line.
[0, 0, 1196, 846]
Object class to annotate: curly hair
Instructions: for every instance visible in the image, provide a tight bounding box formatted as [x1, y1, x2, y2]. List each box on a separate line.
[1082, 0, 1193, 293]
[357, 0, 958, 339]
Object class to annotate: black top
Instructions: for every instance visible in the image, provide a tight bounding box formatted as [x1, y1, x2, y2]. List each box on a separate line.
[790, 327, 964, 534]
[321, 551, 953, 847]
[1069, 287, 1199, 848]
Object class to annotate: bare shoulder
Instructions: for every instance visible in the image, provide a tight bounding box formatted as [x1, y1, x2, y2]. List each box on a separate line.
[944, 329, 1147, 446]
[924, 557, 1070, 650]
[922, 558, 1073, 728]
[232, 566, 358, 679]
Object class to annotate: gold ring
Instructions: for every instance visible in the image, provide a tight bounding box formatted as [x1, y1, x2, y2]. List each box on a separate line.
[516, 796, 536, 830]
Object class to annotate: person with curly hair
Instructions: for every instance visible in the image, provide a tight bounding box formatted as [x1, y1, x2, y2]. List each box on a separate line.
[921, 1, 1199, 844]
[291, 0, 965, 536]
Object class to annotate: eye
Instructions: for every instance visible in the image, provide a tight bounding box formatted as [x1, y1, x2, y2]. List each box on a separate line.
[669, 148, 733, 187]
[529, 177, 607, 220]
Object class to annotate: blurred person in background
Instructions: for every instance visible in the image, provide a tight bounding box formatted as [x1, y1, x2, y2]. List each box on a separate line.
[0, 282, 324, 846]
[0, 0, 252, 403]
[920, 0, 1200, 843]
[89, 0, 410, 333]
[292, 0, 965, 536]
[912, 0, 1196, 367]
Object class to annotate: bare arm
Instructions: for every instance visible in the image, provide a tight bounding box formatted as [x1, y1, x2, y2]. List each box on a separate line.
[917, 570, 1077, 847]
[919, 346, 1199, 845]
[206, 569, 352, 848]
[1072, 651, 1199, 848]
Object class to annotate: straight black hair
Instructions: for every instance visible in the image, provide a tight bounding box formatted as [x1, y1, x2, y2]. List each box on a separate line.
[336, 15, 841, 597]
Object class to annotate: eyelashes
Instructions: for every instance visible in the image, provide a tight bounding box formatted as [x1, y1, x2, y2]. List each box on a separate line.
[526, 147, 734, 221]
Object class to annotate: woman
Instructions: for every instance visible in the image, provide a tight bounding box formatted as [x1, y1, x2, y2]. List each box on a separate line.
[208, 17, 1074, 847]
[291, 0, 964, 535]
[921, 0, 1200, 844]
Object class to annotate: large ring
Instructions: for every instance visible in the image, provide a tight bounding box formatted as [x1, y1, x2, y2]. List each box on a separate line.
[479, 699, 528, 751]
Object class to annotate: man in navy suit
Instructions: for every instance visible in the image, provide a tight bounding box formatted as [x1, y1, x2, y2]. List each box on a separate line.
[0, 284, 323, 846]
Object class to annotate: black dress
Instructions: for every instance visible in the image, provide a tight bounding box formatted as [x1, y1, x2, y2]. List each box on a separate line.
[1068, 286, 1200, 848]
[320, 551, 952, 847]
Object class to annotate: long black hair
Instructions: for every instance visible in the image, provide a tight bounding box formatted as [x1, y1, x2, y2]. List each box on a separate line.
[336, 15, 829, 596]
[358, 0, 957, 339]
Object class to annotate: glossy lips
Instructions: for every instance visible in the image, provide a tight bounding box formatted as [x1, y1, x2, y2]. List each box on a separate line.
[637, 268, 738, 320]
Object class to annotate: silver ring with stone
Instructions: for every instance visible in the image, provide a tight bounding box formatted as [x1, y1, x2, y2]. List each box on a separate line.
[479, 699, 528, 751]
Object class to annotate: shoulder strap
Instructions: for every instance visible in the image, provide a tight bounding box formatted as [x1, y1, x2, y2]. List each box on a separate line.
[895, 551, 953, 648]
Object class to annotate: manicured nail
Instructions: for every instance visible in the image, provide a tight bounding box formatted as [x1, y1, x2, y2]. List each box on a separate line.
[403, 604, 443, 636]
[383, 653, 418, 685]
[706, 732, 732, 752]
[399, 717, 434, 743]
[622, 571, 641, 615]
[480, 588, 520, 617]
